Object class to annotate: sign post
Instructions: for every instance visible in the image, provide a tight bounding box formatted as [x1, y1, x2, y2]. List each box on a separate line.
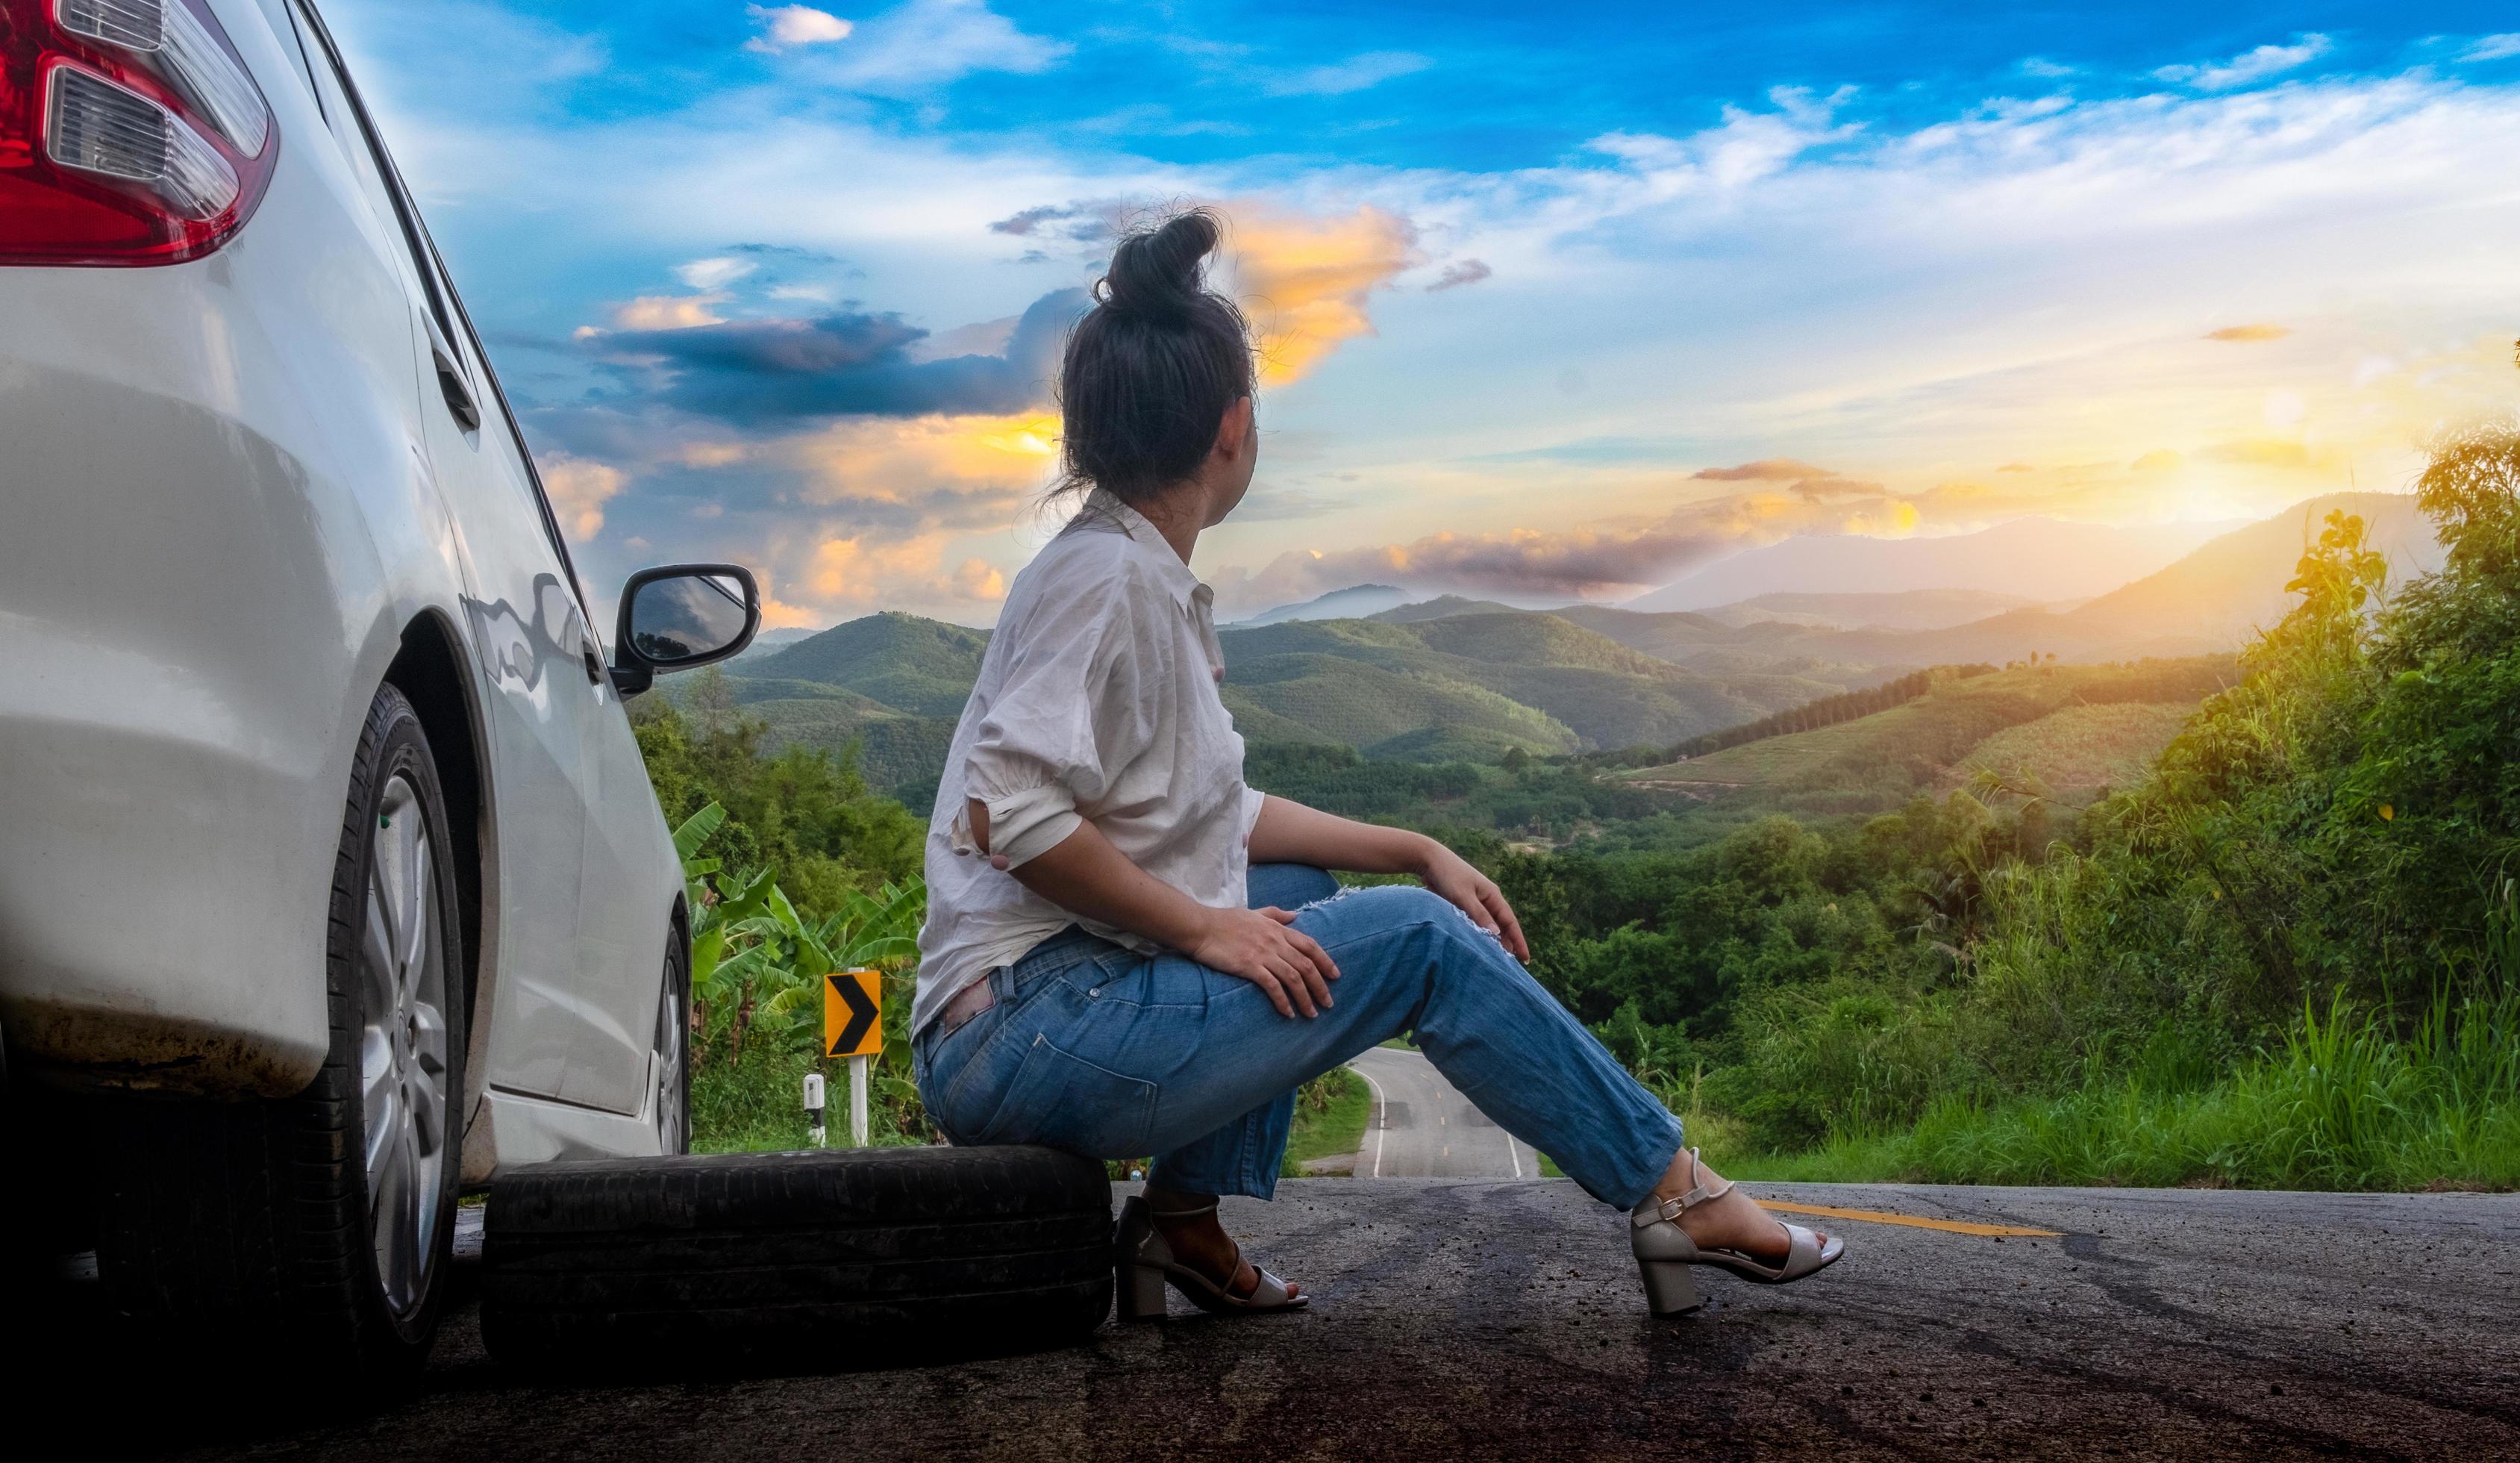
[822, 967, 882, 1147]
[802, 1071, 826, 1148]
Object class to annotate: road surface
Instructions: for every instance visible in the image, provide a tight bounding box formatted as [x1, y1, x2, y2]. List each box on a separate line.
[38, 1177, 2516, 1459]
[1348, 1045, 1536, 1179]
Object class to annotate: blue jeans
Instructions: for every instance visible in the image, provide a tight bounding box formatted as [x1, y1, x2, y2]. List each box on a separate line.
[912, 865, 1684, 1208]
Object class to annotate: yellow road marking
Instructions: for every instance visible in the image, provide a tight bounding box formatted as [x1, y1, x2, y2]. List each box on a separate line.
[1759, 1200, 2060, 1238]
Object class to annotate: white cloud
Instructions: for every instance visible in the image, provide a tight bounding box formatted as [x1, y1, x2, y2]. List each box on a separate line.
[371, 41, 2520, 617]
[809, 0, 1067, 94]
[2019, 57, 2076, 80]
[2463, 34, 2520, 63]
[2154, 34, 2330, 91]
[675, 257, 757, 290]
[746, 4, 853, 54]
[1265, 51, 1431, 97]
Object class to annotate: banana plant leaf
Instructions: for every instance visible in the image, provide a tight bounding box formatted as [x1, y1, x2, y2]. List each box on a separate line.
[671, 802, 728, 860]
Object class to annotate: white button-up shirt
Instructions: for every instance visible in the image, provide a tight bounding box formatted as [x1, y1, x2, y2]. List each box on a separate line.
[912, 490, 1265, 1035]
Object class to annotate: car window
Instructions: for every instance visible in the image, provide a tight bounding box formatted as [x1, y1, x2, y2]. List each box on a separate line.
[248, 0, 323, 113]
[286, 2, 596, 645]
[285, 1, 466, 371]
[413, 216, 603, 648]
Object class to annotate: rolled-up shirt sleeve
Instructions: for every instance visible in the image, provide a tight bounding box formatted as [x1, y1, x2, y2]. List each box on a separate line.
[956, 575, 1148, 869]
[1238, 787, 1268, 847]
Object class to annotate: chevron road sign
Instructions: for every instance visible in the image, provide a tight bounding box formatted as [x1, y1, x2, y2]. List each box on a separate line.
[824, 969, 881, 1058]
[823, 968, 881, 1146]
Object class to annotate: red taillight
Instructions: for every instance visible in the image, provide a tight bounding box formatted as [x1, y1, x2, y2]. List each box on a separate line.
[0, 0, 277, 266]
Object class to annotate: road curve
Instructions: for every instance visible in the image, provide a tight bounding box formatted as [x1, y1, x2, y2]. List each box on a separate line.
[1348, 1045, 1536, 1180]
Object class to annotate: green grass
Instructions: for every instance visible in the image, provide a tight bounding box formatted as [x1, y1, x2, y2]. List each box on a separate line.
[1281, 1067, 1372, 1176]
[1724, 988, 2520, 1191]
[692, 1041, 927, 1154]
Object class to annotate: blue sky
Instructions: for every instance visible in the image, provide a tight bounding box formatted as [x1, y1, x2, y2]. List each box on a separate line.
[328, 1, 2520, 623]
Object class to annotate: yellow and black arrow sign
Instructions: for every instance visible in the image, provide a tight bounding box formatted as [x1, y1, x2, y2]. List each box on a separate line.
[824, 969, 882, 1058]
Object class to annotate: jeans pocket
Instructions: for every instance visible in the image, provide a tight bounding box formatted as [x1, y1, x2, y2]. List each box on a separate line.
[971, 1032, 1158, 1158]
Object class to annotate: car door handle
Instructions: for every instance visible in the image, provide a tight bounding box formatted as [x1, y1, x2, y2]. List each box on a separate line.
[433, 344, 482, 431]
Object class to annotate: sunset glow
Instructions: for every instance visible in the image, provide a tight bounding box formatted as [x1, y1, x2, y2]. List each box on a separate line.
[332, 1, 2520, 623]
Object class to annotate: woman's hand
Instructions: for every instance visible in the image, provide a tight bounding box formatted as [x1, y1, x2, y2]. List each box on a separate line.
[1416, 843, 1531, 961]
[1188, 907, 1342, 1018]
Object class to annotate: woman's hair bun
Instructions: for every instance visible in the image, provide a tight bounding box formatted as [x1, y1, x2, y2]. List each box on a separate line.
[1098, 208, 1221, 321]
[1056, 207, 1254, 504]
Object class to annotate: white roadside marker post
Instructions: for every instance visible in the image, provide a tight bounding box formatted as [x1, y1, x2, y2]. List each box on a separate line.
[803, 1070, 826, 1148]
[849, 1052, 869, 1147]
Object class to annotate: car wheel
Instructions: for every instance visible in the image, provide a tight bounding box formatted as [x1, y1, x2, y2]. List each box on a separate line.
[87, 682, 468, 1388]
[653, 934, 690, 1155]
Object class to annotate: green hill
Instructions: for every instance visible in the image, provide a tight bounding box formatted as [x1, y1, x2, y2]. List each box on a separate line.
[1369, 594, 1523, 623]
[718, 601, 1863, 805]
[1619, 658, 2235, 805]
[1947, 701, 2199, 799]
[1218, 612, 1839, 750]
[1219, 652, 1578, 755]
[743, 611, 991, 717]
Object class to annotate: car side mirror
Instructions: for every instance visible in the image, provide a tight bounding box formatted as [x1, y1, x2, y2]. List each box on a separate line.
[610, 564, 762, 697]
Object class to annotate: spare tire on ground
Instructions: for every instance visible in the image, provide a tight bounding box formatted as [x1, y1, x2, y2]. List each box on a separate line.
[481, 1145, 1113, 1374]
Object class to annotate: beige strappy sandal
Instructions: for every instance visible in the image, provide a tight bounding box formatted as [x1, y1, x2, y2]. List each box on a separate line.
[1114, 1195, 1308, 1321]
[1629, 1147, 1845, 1315]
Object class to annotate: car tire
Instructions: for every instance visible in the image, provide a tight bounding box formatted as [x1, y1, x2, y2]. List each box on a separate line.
[87, 681, 469, 1388]
[481, 1145, 1113, 1373]
[652, 932, 690, 1155]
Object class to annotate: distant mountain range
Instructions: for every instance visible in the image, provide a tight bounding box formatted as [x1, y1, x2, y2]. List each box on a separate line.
[1625, 516, 2245, 611]
[1232, 583, 1413, 626]
[1687, 589, 2048, 631]
[714, 492, 2444, 808]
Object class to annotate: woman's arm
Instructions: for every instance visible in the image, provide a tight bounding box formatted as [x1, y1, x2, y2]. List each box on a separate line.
[970, 799, 1342, 1020]
[1245, 795, 1529, 960]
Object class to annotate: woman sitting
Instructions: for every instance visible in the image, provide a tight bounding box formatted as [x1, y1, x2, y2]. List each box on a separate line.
[910, 208, 1842, 1319]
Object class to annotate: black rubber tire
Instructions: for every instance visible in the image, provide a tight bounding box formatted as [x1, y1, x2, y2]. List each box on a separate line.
[481, 1145, 1113, 1373]
[85, 682, 469, 1389]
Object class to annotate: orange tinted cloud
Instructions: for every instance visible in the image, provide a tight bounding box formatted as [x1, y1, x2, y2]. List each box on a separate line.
[541, 455, 627, 537]
[1223, 203, 1418, 385]
[609, 294, 728, 330]
[784, 411, 1060, 506]
[2204, 323, 2291, 341]
[1692, 458, 1833, 481]
[738, 411, 1058, 619]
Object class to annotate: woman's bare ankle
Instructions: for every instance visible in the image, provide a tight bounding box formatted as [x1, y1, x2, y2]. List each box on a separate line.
[1146, 1185, 1217, 1217]
[1648, 1150, 1794, 1262]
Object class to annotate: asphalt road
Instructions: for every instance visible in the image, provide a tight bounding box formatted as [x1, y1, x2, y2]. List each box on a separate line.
[1348, 1045, 1536, 1179]
[46, 1177, 2516, 1460]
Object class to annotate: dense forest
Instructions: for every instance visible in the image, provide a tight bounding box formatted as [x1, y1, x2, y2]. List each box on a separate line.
[651, 420, 2519, 1190]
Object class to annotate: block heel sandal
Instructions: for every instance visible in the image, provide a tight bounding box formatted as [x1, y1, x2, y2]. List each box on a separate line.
[1629, 1147, 1844, 1315]
[1114, 1195, 1308, 1320]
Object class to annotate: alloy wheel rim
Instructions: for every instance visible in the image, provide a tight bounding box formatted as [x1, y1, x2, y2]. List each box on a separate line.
[654, 968, 687, 1152]
[360, 773, 449, 1317]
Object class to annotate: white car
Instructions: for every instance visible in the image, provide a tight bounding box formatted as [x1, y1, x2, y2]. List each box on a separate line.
[0, 0, 755, 1377]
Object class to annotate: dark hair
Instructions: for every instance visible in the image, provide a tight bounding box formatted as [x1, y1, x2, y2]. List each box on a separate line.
[1055, 208, 1255, 505]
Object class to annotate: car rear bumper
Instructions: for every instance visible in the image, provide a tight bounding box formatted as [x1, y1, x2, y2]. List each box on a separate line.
[0, 249, 416, 1097]
[0, 673, 339, 1097]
